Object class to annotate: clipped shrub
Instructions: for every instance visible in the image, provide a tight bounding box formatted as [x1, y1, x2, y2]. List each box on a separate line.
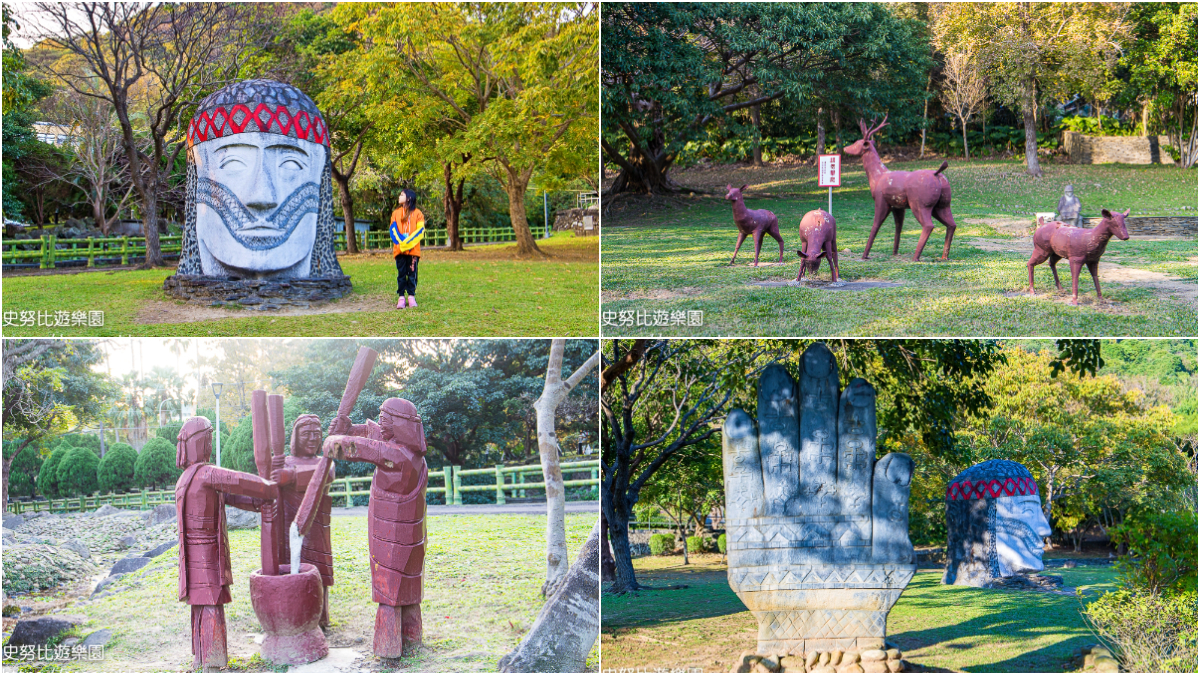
[97, 443, 138, 494]
[36, 444, 71, 499]
[59, 434, 102, 456]
[648, 533, 674, 556]
[686, 535, 708, 554]
[1084, 589, 1198, 673]
[6, 440, 44, 500]
[717, 533, 727, 554]
[1110, 510, 1198, 595]
[156, 424, 183, 443]
[135, 437, 182, 490]
[56, 446, 100, 497]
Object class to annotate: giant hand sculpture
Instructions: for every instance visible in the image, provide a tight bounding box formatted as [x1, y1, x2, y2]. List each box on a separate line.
[723, 343, 915, 659]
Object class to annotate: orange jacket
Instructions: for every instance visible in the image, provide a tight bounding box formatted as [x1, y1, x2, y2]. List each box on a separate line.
[390, 207, 425, 258]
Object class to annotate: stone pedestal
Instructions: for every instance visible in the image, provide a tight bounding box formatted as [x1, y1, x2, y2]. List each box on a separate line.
[249, 564, 329, 665]
[163, 274, 351, 309]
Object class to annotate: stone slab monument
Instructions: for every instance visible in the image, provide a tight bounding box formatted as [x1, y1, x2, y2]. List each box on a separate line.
[163, 79, 351, 308]
[723, 343, 915, 673]
[943, 459, 1053, 587]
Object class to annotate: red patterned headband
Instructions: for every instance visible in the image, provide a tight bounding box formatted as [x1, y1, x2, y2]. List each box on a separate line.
[946, 476, 1039, 500]
[187, 79, 329, 148]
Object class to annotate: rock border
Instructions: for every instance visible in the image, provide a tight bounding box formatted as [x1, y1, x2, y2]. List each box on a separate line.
[736, 645, 907, 673]
[162, 274, 352, 309]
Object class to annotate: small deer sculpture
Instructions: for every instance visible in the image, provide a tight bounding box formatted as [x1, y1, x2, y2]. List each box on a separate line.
[725, 184, 784, 266]
[795, 209, 839, 282]
[844, 115, 958, 262]
[1027, 208, 1130, 305]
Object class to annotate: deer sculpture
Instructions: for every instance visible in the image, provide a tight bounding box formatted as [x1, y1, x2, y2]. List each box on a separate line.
[795, 209, 839, 282]
[844, 115, 958, 262]
[1027, 208, 1130, 305]
[725, 184, 784, 266]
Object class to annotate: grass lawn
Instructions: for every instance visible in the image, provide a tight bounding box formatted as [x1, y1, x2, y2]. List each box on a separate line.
[1, 233, 597, 337]
[30, 512, 597, 672]
[601, 553, 1117, 673]
[601, 160, 1197, 337]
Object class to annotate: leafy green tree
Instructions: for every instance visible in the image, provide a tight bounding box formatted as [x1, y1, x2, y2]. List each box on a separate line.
[135, 437, 181, 491]
[97, 443, 138, 494]
[59, 433, 101, 456]
[638, 443, 723, 565]
[931, 2, 1131, 177]
[3, 340, 114, 510]
[157, 424, 183, 443]
[6, 439, 45, 500]
[56, 446, 100, 497]
[602, 3, 930, 193]
[334, 2, 598, 257]
[36, 443, 71, 500]
[1, 5, 54, 221]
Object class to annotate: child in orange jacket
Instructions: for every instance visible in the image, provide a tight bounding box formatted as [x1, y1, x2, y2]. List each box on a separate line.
[389, 189, 424, 309]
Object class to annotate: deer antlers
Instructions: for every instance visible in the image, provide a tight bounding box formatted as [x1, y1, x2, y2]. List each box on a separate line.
[857, 113, 890, 142]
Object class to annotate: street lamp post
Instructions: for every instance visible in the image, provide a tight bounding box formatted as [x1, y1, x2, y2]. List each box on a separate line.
[157, 398, 176, 426]
[212, 382, 224, 468]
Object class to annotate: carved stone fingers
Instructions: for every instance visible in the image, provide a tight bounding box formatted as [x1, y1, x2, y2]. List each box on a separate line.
[871, 453, 914, 564]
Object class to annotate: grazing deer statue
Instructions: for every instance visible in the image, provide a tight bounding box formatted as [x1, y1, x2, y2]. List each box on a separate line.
[725, 184, 784, 266]
[1027, 208, 1130, 305]
[844, 115, 958, 262]
[795, 209, 839, 282]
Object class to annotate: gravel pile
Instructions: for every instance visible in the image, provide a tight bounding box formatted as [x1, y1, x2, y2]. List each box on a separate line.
[14, 510, 177, 561]
[2, 544, 95, 595]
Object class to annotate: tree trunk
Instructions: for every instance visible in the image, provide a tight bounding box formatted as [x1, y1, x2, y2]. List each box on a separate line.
[961, 117, 970, 160]
[750, 103, 763, 166]
[605, 496, 641, 593]
[1022, 95, 1043, 177]
[2, 453, 12, 513]
[534, 340, 599, 596]
[442, 163, 464, 252]
[331, 167, 359, 255]
[600, 510, 616, 582]
[832, 109, 842, 150]
[920, 74, 932, 158]
[503, 166, 543, 257]
[92, 198, 107, 234]
[498, 519, 600, 673]
[141, 188, 164, 267]
[816, 107, 826, 156]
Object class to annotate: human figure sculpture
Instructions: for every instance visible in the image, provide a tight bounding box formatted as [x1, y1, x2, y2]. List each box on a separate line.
[176, 79, 344, 281]
[1056, 185, 1082, 227]
[794, 209, 839, 282]
[722, 343, 915, 664]
[279, 414, 336, 628]
[1026, 208, 1130, 305]
[845, 115, 958, 262]
[943, 459, 1052, 587]
[725, 184, 784, 266]
[175, 416, 279, 671]
[324, 398, 428, 658]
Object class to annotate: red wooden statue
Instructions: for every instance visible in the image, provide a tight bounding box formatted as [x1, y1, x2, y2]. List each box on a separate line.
[325, 397, 428, 658]
[175, 416, 279, 671]
[725, 184, 784, 266]
[795, 209, 839, 282]
[1027, 208, 1130, 305]
[844, 115, 958, 262]
[279, 414, 336, 628]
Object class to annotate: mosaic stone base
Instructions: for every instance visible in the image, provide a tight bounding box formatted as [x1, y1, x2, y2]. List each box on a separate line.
[163, 274, 352, 309]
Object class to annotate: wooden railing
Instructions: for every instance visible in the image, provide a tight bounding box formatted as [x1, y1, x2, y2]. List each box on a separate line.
[333, 224, 545, 252]
[8, 459, 600, 514]
[2, 235, 183, 269]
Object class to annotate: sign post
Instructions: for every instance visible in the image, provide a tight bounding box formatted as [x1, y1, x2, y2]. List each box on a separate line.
[818, 154, 841, 215]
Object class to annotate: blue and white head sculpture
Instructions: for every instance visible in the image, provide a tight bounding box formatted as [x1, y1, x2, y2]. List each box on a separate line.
[179, 79, 342, 280]
[943, 459, 1053, 586]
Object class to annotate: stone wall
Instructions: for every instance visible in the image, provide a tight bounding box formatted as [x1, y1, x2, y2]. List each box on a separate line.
[1081, 216, 1196, 237]
[1063, 131, 1175, 165]
[552, 208, 599, 237]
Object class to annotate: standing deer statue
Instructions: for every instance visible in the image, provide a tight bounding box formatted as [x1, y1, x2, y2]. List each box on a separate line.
[725, 184, 784, 266]
[1027, 208, 1130, 305]
[844, 115, 958, 262]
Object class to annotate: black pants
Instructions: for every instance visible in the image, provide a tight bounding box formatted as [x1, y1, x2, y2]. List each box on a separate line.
[395, 253, 419, 297]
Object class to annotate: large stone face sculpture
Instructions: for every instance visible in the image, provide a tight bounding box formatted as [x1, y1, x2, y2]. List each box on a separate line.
[164, 79, 350, 306]
[722, 343, 915, 659]
[175, 416, 280, 671]
[943, 459, 1052, 587]
[325, 395, 428, 658]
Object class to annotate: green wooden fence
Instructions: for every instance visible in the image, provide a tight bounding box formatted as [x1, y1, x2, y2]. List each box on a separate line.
[1, 235, 184, 269]
[8, 459, 599, 514]
[333, 224, 544, 252]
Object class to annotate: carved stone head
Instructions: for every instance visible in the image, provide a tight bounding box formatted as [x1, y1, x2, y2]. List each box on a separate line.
[177, 416, 214, 469]
[180, 79, 343, 280]
[289, 414, 323, 458]
[380, 398, 427, 456]
[943, 459, 1052, 586]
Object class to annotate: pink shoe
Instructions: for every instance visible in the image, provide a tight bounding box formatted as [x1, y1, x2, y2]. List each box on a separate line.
[407, 296, 418, 308]
[396, 296, 406, 309]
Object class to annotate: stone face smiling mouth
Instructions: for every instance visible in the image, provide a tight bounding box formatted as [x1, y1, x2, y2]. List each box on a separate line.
[197, 177, 319, 251]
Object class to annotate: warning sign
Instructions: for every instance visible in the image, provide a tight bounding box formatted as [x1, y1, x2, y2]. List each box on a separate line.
[818, 154, 841, 187]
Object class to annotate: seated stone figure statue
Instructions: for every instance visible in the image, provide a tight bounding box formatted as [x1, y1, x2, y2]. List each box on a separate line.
[722, 342, 915, 663]
[1056, 184, 1083, 227]
[943, 459, 1053, 586]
